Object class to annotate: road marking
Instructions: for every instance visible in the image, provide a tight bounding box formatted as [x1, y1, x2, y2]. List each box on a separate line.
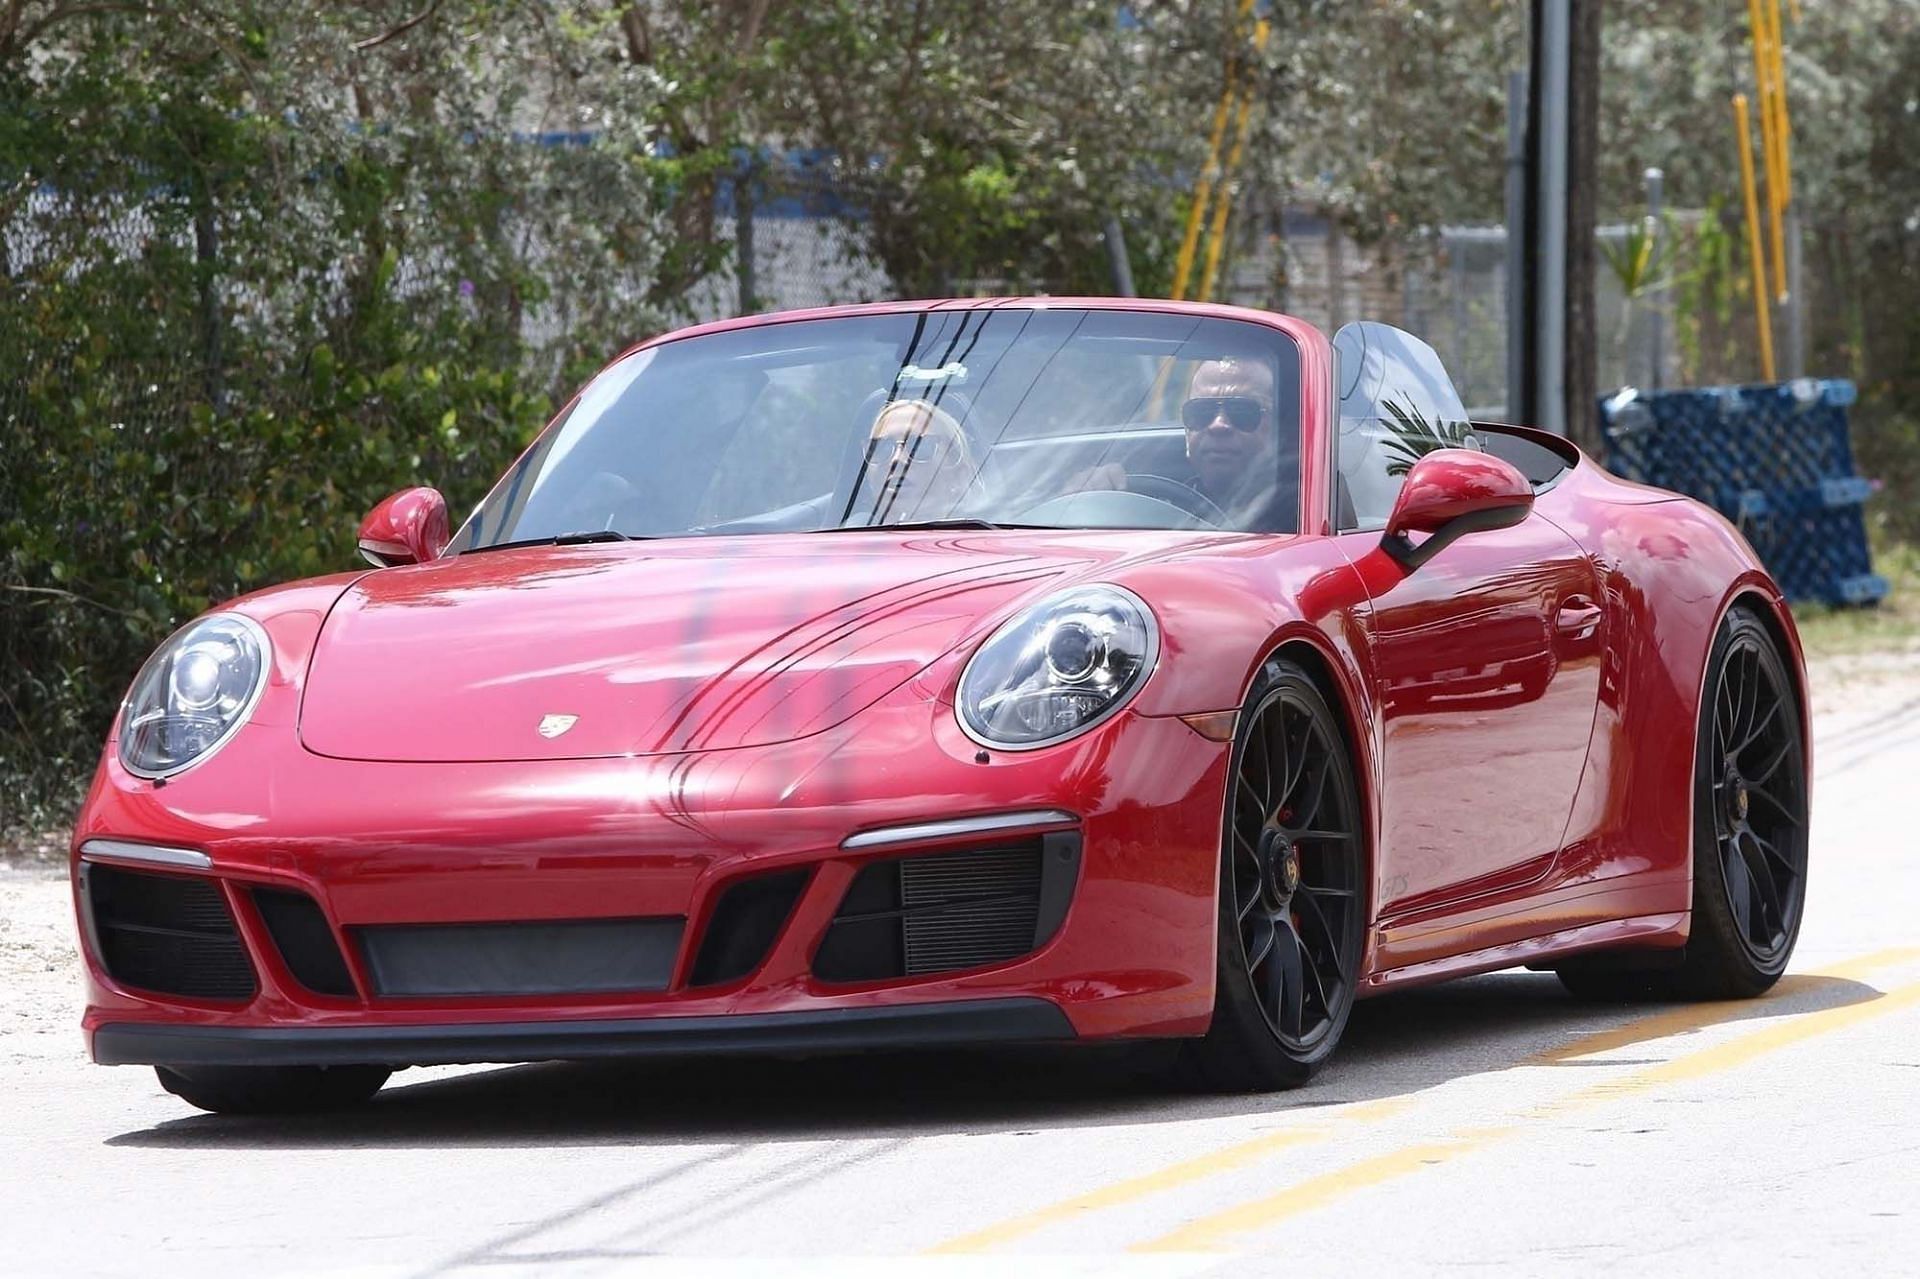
[1527, 945, 1920, 1066]
[1136, 958, 1920, 1253]
[924, 1098, 1410, 1254]
[1533, 967, 1920, 1115]
[1135, 1138, 1480, 1253]
[929, 947, 1920, 1256]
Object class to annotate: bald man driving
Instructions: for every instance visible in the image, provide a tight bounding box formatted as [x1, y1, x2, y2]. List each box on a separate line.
[1076, 357, 1285, 528]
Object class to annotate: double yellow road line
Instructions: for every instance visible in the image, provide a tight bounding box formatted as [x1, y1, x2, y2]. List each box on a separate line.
[931, 946, 1920, 1256]
[928, 1096, 1413, 1255]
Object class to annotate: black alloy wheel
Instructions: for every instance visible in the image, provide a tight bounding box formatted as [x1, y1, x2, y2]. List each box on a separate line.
[1559, 604, 1808, 1000]
[1688, 605, 1810, 990]
[1184, 658, 1366, 1090]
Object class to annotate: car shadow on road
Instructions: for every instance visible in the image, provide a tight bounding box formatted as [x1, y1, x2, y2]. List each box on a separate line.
[105, 969, 1885, 1150]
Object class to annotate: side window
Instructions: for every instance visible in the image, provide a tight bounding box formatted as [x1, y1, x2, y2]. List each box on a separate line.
[1331, 322, 1478, 531]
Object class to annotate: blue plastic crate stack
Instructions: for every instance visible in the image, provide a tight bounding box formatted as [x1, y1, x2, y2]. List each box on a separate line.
[1599, 379, 1888, 607]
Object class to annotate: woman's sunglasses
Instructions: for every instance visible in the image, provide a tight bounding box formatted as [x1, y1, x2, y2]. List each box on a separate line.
[864, 429, 964, 484]
[1181, 396, 1267, 433]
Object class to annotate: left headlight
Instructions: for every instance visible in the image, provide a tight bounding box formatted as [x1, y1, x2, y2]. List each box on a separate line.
[957, 584, 1159, 749]
[119, 613, 270, 778]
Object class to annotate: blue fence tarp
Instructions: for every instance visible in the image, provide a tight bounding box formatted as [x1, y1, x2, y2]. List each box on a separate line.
[1599, 379, 1888, 607]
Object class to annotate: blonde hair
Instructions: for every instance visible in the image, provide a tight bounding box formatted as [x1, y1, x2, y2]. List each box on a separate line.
[860, 398, 975, 521]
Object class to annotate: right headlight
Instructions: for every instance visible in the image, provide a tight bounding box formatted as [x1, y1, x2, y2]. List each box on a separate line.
[957, 585, 1159, 749]
[118, 613, 270, 778]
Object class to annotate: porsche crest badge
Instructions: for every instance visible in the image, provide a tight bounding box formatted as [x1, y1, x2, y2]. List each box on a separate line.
[537, 714, 578, 739]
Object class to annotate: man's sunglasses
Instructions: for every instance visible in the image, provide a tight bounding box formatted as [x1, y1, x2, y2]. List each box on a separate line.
[1181, 396, 1267, 433]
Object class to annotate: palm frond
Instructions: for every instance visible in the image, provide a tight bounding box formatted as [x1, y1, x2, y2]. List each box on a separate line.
[1378, 397, 1473, 477]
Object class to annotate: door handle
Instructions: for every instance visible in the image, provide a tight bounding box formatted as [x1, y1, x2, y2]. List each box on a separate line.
[1554, 595, 1603, 640]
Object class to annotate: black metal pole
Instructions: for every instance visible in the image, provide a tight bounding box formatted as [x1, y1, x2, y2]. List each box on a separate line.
[737, 159, 757, 316]
[1505, 69, 1529, 422]
[1103, 216, 1137, 297]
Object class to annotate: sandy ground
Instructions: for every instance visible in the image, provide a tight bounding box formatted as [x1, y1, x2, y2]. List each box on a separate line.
[1, 645, 1916, 1276]
[1800, 638, 1920, 716]
[0, 863, 79, 1066]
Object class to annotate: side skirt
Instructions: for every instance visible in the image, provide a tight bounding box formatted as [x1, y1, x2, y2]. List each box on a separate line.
[1360, 911, 1689, 995]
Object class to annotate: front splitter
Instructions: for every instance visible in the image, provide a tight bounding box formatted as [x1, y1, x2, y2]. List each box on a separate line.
[93, 997, 1076, 1068]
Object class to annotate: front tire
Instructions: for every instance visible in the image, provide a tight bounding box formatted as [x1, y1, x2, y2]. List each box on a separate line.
[1182, 658, 1366, 1090]
[155, 1064, 392, 1115]
[1557, 604, 1809, 1001]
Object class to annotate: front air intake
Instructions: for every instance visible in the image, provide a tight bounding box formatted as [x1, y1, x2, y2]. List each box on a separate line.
[81, 863, 257, 1001]
[813, 832, 1080, 983]
[689, 868, 811, 987]
[253, 887, 358, 998]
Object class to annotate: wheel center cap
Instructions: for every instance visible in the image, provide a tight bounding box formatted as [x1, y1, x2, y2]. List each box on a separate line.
[1261, 828, 1300, 903]
[1722, 764, 1750, 825]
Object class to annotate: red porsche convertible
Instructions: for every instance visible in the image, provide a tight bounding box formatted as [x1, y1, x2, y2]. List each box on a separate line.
[72, 299, 1810, 1113]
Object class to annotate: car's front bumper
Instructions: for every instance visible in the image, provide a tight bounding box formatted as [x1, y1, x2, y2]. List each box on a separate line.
[72, 688, 1231, 1063]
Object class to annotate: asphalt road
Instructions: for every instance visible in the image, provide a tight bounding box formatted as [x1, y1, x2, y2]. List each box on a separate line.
[4, 658, 1918, 1278]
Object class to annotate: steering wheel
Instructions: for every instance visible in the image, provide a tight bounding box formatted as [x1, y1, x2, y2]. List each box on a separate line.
[1126, 474, 1232, 527]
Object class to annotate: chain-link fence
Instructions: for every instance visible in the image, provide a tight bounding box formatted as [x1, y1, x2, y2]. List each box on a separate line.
[683, 165, 894, 325]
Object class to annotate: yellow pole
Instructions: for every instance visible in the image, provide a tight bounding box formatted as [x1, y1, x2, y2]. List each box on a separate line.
[1765, 113, 1789, 302]
[1172, 82, 1237, 301]
[1733, 95, 1776, 382]
[1171, 0, 1256, 300]
[1767, 0, 1793, 206]
[1762, 0, 1792, 298]
[1196, 95, 1252, 303]
[1746, 0, 1789, 303]
[1196, 16, 1271, 302]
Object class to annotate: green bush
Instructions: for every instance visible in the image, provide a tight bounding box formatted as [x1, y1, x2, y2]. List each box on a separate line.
[0, 213, 567, 826]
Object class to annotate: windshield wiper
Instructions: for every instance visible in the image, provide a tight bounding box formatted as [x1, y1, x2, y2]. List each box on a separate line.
[813, 518, 1032, 534]
[462, 529, 643, 555]
[552, 529, 636, 545]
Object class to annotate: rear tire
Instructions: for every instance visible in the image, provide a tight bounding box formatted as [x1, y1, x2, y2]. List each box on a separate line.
[155, 1064, 391, 1115]
[1556, 603, 1808, 1001]
[1182, 657, 1366, 1091]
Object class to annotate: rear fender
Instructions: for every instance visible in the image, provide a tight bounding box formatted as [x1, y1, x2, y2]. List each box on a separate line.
[1545, 492, 1801, 907]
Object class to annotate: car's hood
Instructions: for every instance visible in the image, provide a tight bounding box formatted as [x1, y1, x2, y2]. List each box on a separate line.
[298, 530, 1220, 762]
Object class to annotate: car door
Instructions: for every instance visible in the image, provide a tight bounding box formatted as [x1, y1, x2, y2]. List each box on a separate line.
[1330, 323, 1603, 916]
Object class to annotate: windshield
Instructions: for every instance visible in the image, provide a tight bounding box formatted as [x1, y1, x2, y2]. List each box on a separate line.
[449, 308, 1303, 552]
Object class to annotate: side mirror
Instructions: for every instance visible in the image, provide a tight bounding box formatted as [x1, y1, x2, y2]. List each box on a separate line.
[1381, 449, 1532, 570]
[357, 487, 450, 567]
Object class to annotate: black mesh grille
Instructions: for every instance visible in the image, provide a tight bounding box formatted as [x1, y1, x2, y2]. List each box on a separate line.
[253, 887, 357, 998]
[814, 838, 1070, 983]
[900, 847, 1042, 975]
[689, 869, 810, 987]
[83, 863, 256, 1001]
